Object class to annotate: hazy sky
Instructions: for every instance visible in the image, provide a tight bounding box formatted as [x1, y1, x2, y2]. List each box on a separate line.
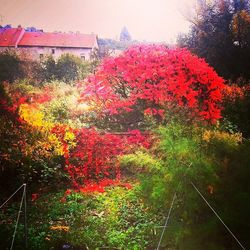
[0, 0, 195, 43]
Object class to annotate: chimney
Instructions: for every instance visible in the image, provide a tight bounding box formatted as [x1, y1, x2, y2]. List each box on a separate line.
[15, 27, 25, 48]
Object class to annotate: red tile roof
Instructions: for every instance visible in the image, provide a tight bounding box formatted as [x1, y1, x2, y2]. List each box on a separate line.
[19, 31, 97, 48]
[0, 28, 24, 47]
[0, 28, 97, 48]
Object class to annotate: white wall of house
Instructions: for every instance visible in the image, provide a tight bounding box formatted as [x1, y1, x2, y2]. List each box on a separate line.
[19, 46, 93, 60]
[0, 47, 13, 53]
[0, 46, 95, 61]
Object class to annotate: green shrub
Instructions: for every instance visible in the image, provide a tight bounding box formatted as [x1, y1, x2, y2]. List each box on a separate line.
[223, 92, 250, 138]
[0, 187, 160, 249]
[41, 55, 57, 81]
[121, 122, 250, 249]
[41, 54, 92, 83]
[0, 50, 23, 82]
[56, 54, 90, 82]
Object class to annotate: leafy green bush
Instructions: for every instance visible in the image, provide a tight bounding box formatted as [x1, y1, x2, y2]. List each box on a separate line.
[0, 50, 44, 84]
[223, 92, 250, 138]
[41, 55, 57, 82]
[120, 122, 250, 249]
[56, 54, 91, 82]
[41, 54, 92, 83]
[0, 50, 23, 82]
[122, 123, 216, 204]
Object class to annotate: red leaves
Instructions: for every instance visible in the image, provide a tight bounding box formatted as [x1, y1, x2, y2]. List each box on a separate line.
[31, 92, 52, 104]
[80, 45, 225, 123]
[64, 189, 72, 196]
[2, 82, 146, 194]
[31, 193, 39, 201]
[222, 84, 246, 102]
[144, 108, 165, 119]
[126, 130, 152, 149]
[62, 179, 132, 195]
[78, 179, 133, 193]
[51, 126, 150, 189]
[0, 92, 27, 123]
[67, 46, 226, 192]
[79, 179, 117, 193]
[65, 128, 123, 188]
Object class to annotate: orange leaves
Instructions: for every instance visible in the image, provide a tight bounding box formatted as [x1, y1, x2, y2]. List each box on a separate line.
[222, 84, 245, 102]
[50, 225, 69, 232]
[207, 185, 214, 194]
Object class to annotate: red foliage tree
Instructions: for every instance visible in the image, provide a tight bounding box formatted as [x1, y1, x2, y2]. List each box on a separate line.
[80, 45, 225, 124]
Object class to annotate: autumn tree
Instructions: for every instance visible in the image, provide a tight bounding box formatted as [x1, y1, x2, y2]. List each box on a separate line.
[232, 9, 250, 48]
[80, 45, 224, 131]
[178, 0, 250, 82]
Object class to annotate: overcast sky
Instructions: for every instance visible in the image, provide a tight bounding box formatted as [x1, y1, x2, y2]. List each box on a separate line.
[0, 0, 195, 43]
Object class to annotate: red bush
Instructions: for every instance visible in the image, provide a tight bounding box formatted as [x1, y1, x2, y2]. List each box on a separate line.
[51, 126, 151, 189]
[80, 45, 225, 123]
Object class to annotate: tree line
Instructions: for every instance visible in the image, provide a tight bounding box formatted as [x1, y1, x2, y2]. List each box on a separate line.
[178, 0, 250, 83]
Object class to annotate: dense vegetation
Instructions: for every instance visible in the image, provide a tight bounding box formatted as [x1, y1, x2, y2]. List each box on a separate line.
[178, 0, 250, 83]
[0, 50, 94, 84]
[1, 5, 250, 248]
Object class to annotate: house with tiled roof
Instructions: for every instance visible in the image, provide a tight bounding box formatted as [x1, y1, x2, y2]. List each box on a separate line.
[0, 26, 98, 60]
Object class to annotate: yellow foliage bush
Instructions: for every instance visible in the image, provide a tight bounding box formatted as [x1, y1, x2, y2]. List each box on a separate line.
[19, 104, 51, 129]
[202, 129, 242, 145]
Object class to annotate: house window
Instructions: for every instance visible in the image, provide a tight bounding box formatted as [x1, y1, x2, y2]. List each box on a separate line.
[80, 54, 85, 60]
[39, 54, 44, 60]
[52, 48, 55, 54]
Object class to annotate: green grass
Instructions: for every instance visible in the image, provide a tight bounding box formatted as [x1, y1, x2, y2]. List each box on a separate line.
[0, 185, 160, 249]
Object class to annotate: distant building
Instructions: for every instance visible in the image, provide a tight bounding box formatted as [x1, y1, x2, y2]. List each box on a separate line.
[0, 26, 98, 60]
